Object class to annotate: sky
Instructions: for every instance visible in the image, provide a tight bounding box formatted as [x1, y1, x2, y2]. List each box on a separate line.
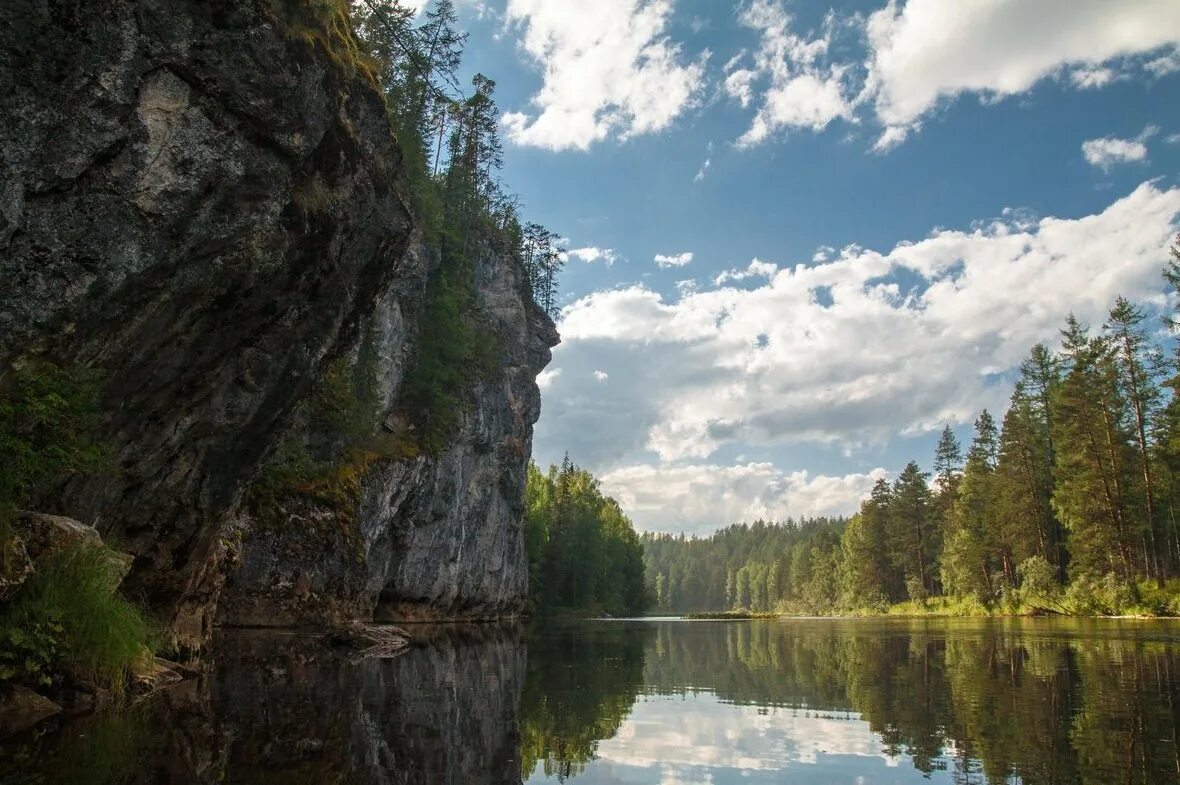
[433, 0, 1180, 536]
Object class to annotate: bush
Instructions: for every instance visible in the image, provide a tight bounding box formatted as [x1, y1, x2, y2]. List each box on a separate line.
[0, 545, 157, 690]
[1063, 572, 1135, 616]
[0, 358, 112, 515]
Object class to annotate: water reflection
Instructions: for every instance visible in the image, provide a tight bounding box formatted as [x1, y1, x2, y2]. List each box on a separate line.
[523, 619, 1180, 785]
[3, 619, 1180, 784]
[1, 624, 526, 785]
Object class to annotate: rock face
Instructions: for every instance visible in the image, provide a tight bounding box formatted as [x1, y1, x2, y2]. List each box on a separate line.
[218, 239, 555, 627]
[0, 0, 555, 651]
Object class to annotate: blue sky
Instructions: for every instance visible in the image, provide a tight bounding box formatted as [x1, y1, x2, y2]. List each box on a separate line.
[434, 0, 1180, 535]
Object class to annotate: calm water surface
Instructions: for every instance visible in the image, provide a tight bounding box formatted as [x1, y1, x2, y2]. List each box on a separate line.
[4, 618, 1180, 784]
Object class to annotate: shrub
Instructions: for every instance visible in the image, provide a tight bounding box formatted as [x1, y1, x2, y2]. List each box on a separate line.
[0, 544, 157, 690]
[1063, 572, 1135, 616]
[0, 358, 112, 515]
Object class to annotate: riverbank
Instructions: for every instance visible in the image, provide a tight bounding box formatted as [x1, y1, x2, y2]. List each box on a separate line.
[664, 577, 1180, 621]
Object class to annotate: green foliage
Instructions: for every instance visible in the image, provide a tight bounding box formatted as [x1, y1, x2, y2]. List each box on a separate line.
[526, 458, 648, 617]
[643, 517, 848, 615]
[0, 358, 112, 516]
[0, 544, 157, 690]
[1062, 573, 1135, 616]
[397, 252, 499, 454]
[0, 620, 61, 687]
[247, 334, 420, 524]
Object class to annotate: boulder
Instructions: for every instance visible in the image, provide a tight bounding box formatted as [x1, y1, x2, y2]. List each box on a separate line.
[0, 684, 61, 738]
[14, 511, 134, 589]
[0, 532, 33, 601]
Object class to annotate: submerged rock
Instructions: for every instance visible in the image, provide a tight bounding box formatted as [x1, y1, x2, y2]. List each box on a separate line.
[0, 684, 61, 739]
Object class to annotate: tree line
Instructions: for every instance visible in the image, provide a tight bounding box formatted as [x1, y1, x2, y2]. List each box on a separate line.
[525, 458, 648, 616]
[648, 241, 1180, 615]
[643, 518, 847, 613]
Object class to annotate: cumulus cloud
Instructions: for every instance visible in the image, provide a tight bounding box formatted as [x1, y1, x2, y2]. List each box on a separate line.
[725, 0, 854, 148]
[502, 0, 706, 150]
[564, 246, 618, 265]
[713, 258, 778, 286]
[725, 1, 1180, 151]
[1082, 125, 1158, 170]
[599, 463, 885, 533]
[654, 251, 694, 268]
[864, 1, 1180, 147]
[1147, 46, 1180, 76]
[1070, 65, 1117, 89]
[536, 368, 561, 390]
[538, 183, 1180, 474]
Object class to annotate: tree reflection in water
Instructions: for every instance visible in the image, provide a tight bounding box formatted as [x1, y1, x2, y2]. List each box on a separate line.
[521, 619, 1180, 785]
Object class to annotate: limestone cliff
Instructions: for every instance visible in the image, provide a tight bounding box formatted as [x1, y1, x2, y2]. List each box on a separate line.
[0, 0, 555, 653]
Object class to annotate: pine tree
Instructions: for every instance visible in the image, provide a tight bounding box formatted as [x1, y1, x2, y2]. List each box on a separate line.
[1052, 316, 1137, 579]
[889, 462, 937, 599]
[942, 412, 1002, 597]
[1105, 296, 1166, 581]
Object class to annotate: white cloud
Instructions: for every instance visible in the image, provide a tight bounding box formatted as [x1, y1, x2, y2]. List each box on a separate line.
[812, 245, 836, 263]
[1081, 125, 1158, 170]
[600, 463, 885, 533]
[564, 246, 618, 265]
[865, 1, 1180, 145]
[594, 370, 609, 382]
[654, 251, 694, 268]
[540, 183, 1180, 474]
[1147, 46, 1180, 76]
[1069, 65, 1117, 89]
[502, 0, 706, 150]
[725, 0, 854, 148]
[693, 158, 711, 183]
[536, 368, 561, 390]
[1167, 133, 1180, 145]
[713, 258, 778, 286]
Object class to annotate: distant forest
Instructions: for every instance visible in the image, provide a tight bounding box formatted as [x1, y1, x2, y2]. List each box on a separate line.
[646, 242, 1180, 616]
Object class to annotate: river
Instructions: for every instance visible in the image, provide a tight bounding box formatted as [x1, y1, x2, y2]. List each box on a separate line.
[4, 617, 1180, 784]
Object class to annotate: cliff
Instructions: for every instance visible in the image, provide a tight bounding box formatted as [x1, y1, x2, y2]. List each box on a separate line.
[0, 0, 556, 654]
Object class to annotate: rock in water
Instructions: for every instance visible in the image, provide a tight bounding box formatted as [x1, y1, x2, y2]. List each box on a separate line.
[0, 685, 61, 738]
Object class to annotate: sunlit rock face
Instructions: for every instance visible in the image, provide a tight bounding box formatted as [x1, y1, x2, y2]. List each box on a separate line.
[0, 0, 553, 651]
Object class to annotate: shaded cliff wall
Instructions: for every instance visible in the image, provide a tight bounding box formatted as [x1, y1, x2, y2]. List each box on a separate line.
[218, 237, 556, 626]
[0, 0, 554, 650]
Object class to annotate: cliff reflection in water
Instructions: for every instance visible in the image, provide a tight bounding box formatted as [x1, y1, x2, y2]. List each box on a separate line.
[0, 624, 527, 785]
[5, 619, 1180, 784]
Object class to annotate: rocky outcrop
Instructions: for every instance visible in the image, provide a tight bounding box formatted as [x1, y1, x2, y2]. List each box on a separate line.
[218, 239, 555, 627]
[0, 0, 554, 651]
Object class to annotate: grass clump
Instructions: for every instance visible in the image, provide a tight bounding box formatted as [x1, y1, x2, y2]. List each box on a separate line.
[291, 174, 334, 213]
[269, 0, 382, 89]
[0, 544, 157, 691]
